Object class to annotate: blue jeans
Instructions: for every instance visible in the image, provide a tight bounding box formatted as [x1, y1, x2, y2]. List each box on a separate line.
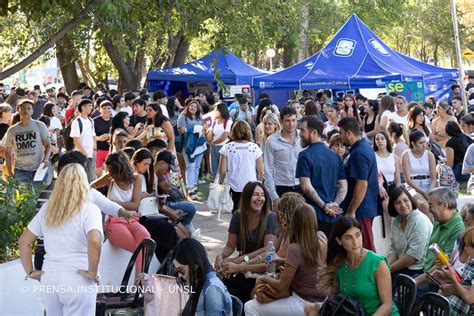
[210, 144, 223, 179]
[184, 153, 204, 189]
[166, 200, 196, 227]
[85, 158, 96, 183]
[15, 165, 52, 188]
[452, 163, 470, 182]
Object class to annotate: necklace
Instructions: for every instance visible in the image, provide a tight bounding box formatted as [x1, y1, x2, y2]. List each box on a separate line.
[343, 250, 364, 296]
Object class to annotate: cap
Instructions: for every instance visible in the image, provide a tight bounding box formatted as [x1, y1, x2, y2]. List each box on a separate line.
[156, 150, 176, 172]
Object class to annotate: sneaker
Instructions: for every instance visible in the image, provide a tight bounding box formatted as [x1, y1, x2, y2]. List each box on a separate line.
[198, 179, 206, 185]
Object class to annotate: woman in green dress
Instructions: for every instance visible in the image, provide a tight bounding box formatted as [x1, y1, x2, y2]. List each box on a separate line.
[307, 216, 399, 315]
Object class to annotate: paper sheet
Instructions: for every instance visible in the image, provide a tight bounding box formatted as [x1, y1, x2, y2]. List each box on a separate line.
[33, 163, 48, 182]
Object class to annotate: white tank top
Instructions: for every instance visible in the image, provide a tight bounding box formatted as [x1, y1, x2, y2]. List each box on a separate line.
[108, 180, 133, 203]
[376, 153, 396, 182]
[407, 150, 430, 177]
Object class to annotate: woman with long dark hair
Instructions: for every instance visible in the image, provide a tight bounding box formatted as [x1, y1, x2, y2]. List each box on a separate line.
[244, 203, 328, 314]
[408, 106, 432, 141]
[135, 102, 175, 151]
[205, 102, 231, 178]
[173, 238, 232, 316]
[363, 99, 379, 141]
[314, 216, 398, 315]
[341, 94, 362, 125]
[373, 131, 401, 197]
[378, 95, 395, 131]
[215, 182, 278, 304]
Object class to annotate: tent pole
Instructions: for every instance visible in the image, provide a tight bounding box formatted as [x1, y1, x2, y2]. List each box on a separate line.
[450, 0, 468, 112]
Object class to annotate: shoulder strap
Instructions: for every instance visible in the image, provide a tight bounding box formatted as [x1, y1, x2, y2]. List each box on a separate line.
[77, 117, 83, 134]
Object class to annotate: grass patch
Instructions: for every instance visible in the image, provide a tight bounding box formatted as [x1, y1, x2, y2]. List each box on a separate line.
[195, 178, 212, 202]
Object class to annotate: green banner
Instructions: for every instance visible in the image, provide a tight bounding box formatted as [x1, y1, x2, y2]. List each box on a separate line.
[385, 81, 425, 102]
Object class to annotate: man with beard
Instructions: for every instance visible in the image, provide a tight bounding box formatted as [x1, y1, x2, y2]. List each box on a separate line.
[295, 115, 347, 237]
[338, 116, 379, 251]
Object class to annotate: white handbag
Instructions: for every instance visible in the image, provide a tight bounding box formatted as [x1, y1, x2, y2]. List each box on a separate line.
[207, 177, 233, 219]
[138, 197, 167, 219]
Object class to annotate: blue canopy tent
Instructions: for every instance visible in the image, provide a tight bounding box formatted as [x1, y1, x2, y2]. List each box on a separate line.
[252, 14, 458, 101]
[146, 49, 270, 95]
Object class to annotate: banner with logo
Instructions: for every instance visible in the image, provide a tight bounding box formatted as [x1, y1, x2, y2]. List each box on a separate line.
[385, 81, 425, 102]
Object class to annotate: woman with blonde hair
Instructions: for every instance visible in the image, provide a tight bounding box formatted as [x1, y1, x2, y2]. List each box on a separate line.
[256, 112, 281, 148]
[245, 203, 328, 315]
[19, 164, 103, 315]
[219, 120, 264, 212]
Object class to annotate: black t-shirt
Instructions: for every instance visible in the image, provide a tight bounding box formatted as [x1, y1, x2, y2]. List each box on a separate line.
[130, 114, 147, 127]
[228, 211, 278, 254]
[446, 135, 473, 165]
[94, 116, 112, 151]
[0, 123, 9, 140]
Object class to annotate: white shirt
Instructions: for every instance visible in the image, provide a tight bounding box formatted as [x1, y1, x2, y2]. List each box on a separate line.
[28, 202, 103, 273]
[70, 116, 96, 158]
[49, 116, 63, 131]
[220, 141, 263, 192]
[375, 152, 396, 182]
[160, 104, 170, 118]
[212, 119, 232, 146]
[389, 112, 409, 129]
[119, 106, 133, 116]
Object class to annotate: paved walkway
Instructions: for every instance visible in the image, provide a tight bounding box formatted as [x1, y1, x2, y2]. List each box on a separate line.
[193, 201, 233, 262]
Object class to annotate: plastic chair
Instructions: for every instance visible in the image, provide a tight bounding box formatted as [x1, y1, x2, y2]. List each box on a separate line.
[411, 292, 450, 316]
[392, 274, 417, 316]
[96, 238, 156, 316]
[231, 295, 243, 316]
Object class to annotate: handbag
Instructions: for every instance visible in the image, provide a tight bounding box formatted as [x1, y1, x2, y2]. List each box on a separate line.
[168, 185, 185, 202]
[319, 294, 366, 316]
[141, 274, 190, 316]
[138, 197, 167, 219]
[207, 177, 233, 217]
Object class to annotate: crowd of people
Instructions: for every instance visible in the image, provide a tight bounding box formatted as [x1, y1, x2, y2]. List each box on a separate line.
[0, 80, 473, 315]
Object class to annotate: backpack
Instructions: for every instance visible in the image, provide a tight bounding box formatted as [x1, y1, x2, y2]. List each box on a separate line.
[436, 158, 459, 197]
[63, 116, 93, 152]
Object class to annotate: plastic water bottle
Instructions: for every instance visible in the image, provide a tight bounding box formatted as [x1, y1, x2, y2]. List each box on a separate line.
[265, 241, 276, 276]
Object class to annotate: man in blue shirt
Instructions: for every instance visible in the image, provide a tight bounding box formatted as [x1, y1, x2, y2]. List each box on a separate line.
[338, 116, 379, 251]
[295, 115, 347, 237]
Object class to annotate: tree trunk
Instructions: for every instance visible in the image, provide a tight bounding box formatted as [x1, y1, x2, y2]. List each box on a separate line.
[433, 45, 439, 65]
[172, 35, 189, 67]
[56, 34, 80, 94]
[283, 42, 295, 68]
[164, 32, 182, 68]
[297, 2, 309, 62]
[0, 1, 96, 80]
[102, 36, 143, 92]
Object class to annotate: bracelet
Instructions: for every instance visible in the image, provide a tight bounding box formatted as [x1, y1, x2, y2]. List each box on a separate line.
[25, 269, 34, 281]
[322, 203, 327, 210]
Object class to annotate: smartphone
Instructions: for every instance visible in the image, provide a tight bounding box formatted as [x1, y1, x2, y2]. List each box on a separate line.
[425, 272, 441, 287]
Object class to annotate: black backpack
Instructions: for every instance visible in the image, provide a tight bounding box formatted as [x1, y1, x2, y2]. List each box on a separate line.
[63, 116, 93, 151]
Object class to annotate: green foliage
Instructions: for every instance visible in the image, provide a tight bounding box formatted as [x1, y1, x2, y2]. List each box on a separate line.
[0, 177, 42, 262]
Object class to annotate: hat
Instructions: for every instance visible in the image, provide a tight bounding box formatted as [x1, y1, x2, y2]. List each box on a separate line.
[156, 150, 176, 172]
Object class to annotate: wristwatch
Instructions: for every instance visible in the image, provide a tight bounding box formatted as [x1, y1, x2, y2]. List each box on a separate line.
[243, 255, 250, 264]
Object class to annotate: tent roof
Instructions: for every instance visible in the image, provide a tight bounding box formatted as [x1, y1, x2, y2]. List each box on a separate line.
[253, 14, 458, 90]
[147, 49, 270, 85]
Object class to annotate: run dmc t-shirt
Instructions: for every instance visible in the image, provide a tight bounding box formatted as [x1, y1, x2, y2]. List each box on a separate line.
[3, 120, 49, 171]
